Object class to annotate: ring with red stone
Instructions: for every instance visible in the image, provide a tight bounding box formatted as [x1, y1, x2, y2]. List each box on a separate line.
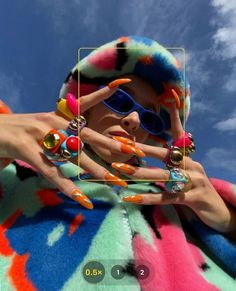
[60, 135, 84, 159]
[172, 132, 195, 156]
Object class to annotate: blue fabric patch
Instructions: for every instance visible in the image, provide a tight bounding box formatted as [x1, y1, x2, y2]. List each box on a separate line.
[6, 199, 112, 290]
[131, 35, 154, 46]
[190, 219, 236, 277]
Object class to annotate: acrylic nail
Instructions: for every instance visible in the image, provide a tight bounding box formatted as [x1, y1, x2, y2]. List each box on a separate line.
[57, 98, 75, 120]
[108, 78, 132, 89]
[0, 99, 12, 114]
[120, 144, 145, 158]
[112, 136, 135, 146]
[71, 189, 93, 209]
[123, 195, 143, 204]
[171, 89, 181, 109]
[66, 93, 78, 116]
[111, 163, 136, 175]
[104, 171, 128, 187]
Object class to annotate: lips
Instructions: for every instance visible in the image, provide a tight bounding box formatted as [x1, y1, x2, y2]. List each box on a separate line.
[109, 131, 134, 141]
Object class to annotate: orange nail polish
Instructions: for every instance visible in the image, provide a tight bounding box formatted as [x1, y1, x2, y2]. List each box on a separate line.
[123, 195, 143, 204]
[112, 136, 135, 146]
[108, 78, 132, 89]
[133, 147, 145, 158]
[104, 171, 128, 187]
[120, 144, 145, 158]
[111, 163, 136, 175]
[71, 189, 93, 209]
[0, 100, 12, 114]
[171, 89, 181, 109]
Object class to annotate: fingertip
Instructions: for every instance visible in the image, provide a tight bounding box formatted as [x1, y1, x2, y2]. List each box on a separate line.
[70, 189, 94, 210]
[108, 78, 132, 89]
[171, 89, 181, 109]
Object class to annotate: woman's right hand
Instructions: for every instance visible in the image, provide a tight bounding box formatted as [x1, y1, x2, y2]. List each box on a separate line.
[0, 80, 144, 209]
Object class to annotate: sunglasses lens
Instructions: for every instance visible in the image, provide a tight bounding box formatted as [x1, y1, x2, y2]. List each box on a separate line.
[104, 91, 133, 113]
[141, 111, 164, 134]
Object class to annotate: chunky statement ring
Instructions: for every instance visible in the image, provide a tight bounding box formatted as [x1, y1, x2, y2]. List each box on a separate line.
[172, 132, 195, 156]
[163, 146, 183, 168]
[66, 116, 87, 135]
[165, 168, 192, 193]
[40, 129, 84, 164]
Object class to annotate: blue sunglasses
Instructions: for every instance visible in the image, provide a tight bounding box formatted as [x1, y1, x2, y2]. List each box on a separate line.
[102, 88, 165, 135]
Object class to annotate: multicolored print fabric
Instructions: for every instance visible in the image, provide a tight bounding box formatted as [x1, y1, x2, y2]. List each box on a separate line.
[0, 159, 236, 290]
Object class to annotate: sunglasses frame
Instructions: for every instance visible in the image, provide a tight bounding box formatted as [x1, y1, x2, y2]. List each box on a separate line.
[102, 87, 165, 135]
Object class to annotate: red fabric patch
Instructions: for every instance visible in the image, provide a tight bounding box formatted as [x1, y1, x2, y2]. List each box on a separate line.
[69, 213, 84, 236]
[88, 47, 117, 70]
[0, 209, 21, 256]
[36, 189, 63, 207]
[8, 253, 36, 291]
[139, 55, 153, 65]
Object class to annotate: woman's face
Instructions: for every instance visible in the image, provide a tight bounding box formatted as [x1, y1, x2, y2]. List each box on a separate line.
[84, 74, 160, 163]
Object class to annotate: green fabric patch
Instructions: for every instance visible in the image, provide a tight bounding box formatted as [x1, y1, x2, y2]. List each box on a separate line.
[0, 254, 15, 291]
[200, 250, 236, 290]
[47, 223, 65, 247]
[62, 207, 140, 291]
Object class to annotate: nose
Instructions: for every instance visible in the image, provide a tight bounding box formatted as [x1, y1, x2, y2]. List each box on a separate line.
[120, 111, 141, 133]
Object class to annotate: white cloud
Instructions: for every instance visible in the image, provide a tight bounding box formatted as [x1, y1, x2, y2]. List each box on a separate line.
[211, 0, 236, 59]
[214, 110, 236, 132]
[37, 0, 99, 34]
[203, 147, 236, 173]
[224, 63, 236, 92]
[0, 72, 24, 113]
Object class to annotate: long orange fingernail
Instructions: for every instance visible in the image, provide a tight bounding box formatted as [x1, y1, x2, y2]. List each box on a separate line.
[112, 136, 135, 146]
[71, 189, 93, 210]
[111, 163, 136, 175]
[0, 99, 12, 114]
[108, 78, 132, 89]
[104, 171, 128, 187]
[120, 144, 145, 158]
[123, 195, 143, 204]
[171, 89, 181, 109]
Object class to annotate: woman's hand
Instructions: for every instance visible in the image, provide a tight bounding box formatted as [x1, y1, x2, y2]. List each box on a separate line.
[0, 80, 145, 209]
[112, 100, 236, 235]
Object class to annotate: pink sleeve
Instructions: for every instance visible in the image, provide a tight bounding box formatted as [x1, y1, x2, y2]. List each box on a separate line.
[209, 178, 236, 207]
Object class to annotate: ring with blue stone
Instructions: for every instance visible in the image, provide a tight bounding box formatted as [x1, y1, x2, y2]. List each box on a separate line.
[165, 168, 192, 193]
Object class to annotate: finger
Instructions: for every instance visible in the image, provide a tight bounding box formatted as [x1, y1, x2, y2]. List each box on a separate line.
[17, 142, 94, 210]
[122, 191, 187, 205]
[168, 92, 185, 142]
[80, 127, 145, 158]
[78, 151, 128, 187]
[111, 162, 169, 181]
[131, 141, 193, 170]
[80, 78, 131, 113]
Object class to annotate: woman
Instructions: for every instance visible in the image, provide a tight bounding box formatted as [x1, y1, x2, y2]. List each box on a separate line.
[0, 36, 235, 290]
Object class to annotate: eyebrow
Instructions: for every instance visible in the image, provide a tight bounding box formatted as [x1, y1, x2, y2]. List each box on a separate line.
[120, 85, 157, 112]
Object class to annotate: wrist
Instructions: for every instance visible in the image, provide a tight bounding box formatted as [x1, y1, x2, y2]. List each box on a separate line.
[190, 186, 236, 233]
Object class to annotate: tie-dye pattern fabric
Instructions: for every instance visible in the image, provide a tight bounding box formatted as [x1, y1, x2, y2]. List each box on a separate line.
[1, 36, 235, 290]
[0, 159, 235, 291]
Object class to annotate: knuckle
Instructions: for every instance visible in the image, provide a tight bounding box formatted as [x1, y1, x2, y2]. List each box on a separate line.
[164, 170, 170, 180]
[43, 167, 58, 180]
[80, 127, 92, 141]
[193, 173, 207, 187]
[193, 161, 205, 173]
[35, 112, 55, 124]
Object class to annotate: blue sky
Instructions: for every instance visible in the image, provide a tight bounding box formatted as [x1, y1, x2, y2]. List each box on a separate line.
[0, 0, 235, 182]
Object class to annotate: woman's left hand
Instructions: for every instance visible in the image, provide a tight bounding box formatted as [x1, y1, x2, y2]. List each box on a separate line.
[112, 99, 236, 235]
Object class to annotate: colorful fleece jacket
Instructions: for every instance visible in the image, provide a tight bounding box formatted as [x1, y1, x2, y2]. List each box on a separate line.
[0, 152, 236, 291]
